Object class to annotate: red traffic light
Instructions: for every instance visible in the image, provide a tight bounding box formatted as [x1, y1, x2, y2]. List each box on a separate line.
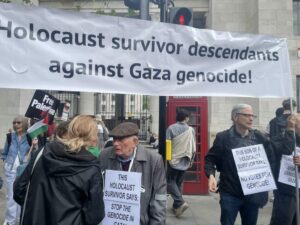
[169, 7, 193, 26]
[179, 15, 185, 25]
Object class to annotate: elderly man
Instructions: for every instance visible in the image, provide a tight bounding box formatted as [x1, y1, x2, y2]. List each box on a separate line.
[99, 122, 167, 225]
[204, 104, 295, 225]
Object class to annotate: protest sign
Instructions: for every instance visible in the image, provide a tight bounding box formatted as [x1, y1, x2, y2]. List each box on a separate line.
[25, 90, 60, 124]
[102, 170, 141, 225]
[278, 147, 300, 187]
[0, 3, 293, 97]
[232, 144, 276, 195]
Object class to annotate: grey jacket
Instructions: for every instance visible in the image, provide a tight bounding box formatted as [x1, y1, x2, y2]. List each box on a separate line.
[99, 144, 167, 225]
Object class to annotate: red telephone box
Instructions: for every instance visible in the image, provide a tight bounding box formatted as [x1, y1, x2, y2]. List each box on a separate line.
[167, 97, 208, 194]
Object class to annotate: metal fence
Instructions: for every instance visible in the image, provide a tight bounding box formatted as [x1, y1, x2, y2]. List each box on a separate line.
[94, 93, 150, 140]
[46, 91, 151, 140]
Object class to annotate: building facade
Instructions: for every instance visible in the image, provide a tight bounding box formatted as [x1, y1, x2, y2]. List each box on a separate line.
[0, 0, 299, 147]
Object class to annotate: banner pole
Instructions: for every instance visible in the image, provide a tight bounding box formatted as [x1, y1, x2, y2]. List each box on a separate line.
[291, 98, 300, 225]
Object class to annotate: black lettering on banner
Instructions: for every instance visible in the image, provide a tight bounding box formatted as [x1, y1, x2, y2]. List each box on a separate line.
[176, 69, 251, 85]
[187, 41, 279, 61]
[0, 20, 281, 62]
[0, 20, 106, 47]
[110, 36, 183, 54]
[14, 26, 27, 39]
[130, 63, 170, 81]
[49, 60, 124, 79]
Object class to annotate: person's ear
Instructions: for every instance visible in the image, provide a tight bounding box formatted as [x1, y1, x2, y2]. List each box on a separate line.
[133, 136, 139, 145]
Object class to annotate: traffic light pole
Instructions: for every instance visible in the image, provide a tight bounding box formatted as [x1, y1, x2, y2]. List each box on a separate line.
[140, 0, 149, 20]
[139, 0, 168, 161]
[158, 1, 168, 160]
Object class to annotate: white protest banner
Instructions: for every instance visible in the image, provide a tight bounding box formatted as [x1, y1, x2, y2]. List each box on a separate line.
[278, 147, 300, 187]
[103, 170, 141, 225]
[0, 3, 293, 97]
[232, 144, 276, 195]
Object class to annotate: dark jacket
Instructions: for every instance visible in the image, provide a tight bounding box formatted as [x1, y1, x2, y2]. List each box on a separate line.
[99, 145, 167, 225]
[269, 114, 289, 139]
[272, 133, 300, 196]
[268, 113, 298, 196]
[13, 141, 105, 225]
[204, 126, 294, 199]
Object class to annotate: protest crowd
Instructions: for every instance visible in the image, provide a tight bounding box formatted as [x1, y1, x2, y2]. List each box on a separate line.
[0, 96, 300, 225]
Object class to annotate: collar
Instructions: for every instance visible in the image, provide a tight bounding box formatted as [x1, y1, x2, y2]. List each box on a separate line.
[230, 126, 253, 138]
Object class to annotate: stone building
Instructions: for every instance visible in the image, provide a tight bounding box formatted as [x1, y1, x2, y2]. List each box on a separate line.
[0, 0, 300, 148]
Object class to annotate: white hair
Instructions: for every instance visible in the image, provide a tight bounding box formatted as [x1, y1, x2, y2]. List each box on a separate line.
[231, 104, 252, 121]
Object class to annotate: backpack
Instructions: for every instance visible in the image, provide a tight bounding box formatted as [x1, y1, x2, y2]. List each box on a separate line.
[6, 133, 32, 150]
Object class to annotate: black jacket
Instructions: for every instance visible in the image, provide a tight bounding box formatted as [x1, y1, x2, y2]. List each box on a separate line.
[272, 134, 300, 196]
[269, 114, 289, 139]
[204, 126, 295, 199]
[268, 113, 299, 196]
[14, 141, 105, 225]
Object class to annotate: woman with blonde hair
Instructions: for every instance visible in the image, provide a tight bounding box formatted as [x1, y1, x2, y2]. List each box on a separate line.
[14, 115, 105, 225]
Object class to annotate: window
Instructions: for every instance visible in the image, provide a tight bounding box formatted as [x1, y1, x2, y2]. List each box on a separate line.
[293, 0, 300, 35]
[130, 105, 135, 112]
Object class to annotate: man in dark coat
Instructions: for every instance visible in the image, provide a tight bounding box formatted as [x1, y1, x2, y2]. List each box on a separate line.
[204, 104, 295, 225]
[270, 113, 300, 225]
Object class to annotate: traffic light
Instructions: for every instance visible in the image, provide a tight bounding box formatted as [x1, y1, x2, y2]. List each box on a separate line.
[169, 7, 193, 26]
[124, 0, 140, 10]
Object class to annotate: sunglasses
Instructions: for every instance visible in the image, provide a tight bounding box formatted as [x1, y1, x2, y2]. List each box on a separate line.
[13, 121, 22, 125]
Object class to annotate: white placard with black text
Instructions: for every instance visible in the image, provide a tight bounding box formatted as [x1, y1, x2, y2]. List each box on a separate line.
[278, 147, 300, 187]
[102, 170, 141, 225]
[232, 144, 277, 195]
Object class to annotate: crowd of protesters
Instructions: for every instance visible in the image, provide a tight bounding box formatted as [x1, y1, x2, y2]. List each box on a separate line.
[0, 98, 300, 225]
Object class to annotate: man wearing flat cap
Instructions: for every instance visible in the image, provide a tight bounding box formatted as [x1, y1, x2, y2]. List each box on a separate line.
[99, 122, 167, 225]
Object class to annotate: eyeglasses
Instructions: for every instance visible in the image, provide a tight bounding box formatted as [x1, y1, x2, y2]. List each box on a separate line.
[236, 113, 257, 119]
[12, 121, 22, 125]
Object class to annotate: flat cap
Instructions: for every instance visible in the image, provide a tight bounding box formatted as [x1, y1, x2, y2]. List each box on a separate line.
[109, 122, 139, 138]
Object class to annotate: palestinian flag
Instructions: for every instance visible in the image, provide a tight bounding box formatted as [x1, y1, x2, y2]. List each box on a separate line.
[27, 119, 48, 138]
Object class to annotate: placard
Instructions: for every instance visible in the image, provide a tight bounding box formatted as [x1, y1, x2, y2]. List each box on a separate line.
[102, 170, 141, 225]
[278, 147, 300, 187]
[232, 144, 276, 195]
[25, 90, 60, 124]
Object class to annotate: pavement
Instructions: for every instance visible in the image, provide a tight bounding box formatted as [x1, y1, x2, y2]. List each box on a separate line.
[166, 194, 272, 225]
[0, 160, 272, 225]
